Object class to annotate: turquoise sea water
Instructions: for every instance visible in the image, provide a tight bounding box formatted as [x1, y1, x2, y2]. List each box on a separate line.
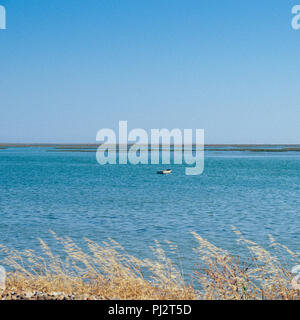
[0, 147, 299, 274]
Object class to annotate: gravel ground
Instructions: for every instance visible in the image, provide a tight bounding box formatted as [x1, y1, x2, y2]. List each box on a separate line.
[0, 290, 105, 300]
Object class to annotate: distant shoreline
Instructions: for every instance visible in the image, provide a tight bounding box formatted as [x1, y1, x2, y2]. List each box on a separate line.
[2, 144, 300, 153]
[2, 143, 300, 148]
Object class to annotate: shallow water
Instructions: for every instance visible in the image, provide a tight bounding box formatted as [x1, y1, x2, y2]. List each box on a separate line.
[0, 147, 299, 275]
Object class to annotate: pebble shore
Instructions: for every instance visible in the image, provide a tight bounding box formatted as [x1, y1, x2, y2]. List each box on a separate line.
[0, 290, 105, 300]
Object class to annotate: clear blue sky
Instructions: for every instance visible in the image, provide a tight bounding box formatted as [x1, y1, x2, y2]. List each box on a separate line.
[0, 0, 300, 143]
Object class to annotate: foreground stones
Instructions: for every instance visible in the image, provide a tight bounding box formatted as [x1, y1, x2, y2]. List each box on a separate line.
[0, 290, 105, 300]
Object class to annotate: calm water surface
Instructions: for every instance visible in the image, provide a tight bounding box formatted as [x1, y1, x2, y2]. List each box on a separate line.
[0, 147, 299, 274]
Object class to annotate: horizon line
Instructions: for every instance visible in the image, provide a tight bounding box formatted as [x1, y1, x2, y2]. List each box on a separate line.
[2, 143, 300, 147]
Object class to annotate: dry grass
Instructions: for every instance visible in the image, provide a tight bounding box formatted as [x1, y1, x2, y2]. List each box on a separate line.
[0, 228, 299, 300]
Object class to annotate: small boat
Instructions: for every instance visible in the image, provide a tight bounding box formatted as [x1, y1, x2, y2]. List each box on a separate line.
[157, 169, 172, 175]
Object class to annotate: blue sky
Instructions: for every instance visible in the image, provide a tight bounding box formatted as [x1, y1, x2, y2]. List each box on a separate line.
[0, 0, 300, 143]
